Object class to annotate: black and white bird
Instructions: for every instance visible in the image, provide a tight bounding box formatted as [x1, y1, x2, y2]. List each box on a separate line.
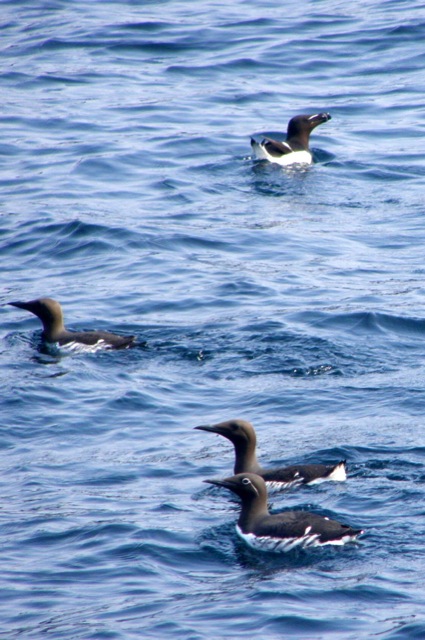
[251, 112, 331, 166]
[9, 297, 135, 351]
[195, 419, 346, 492]
[205, 472, 363, 552]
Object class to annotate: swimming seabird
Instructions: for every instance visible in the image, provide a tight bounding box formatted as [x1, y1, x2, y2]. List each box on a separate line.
[196, 419, 346, 492]
[251, 112, 331, 166]
[205, 472, 363, 552]
[9, 297, 135, 351]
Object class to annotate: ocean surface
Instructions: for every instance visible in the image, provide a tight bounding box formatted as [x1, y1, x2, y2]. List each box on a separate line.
[1, 1, 425, 638]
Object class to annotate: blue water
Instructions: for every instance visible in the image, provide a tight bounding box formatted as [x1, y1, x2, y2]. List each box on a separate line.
[1, 1, 425, 638]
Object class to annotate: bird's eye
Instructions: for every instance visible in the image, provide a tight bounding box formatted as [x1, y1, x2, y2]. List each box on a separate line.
[242, 478, 251, 485]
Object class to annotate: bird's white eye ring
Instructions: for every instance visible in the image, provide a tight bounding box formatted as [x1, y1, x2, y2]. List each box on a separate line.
[242, 477, 251, 485]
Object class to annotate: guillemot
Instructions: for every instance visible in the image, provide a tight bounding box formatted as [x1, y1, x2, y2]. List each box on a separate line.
[9, 297, 135, 351]
[195, 419, 346, 492]
[205, 473, 363, 552]
[251, 112, 331, 166]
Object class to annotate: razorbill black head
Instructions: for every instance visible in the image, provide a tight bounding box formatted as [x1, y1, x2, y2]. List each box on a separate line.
[205, 472, 363, 552]
[251, 112, 331, 166]
[9, 297, 136, 351]
[196, 418, 346, 491]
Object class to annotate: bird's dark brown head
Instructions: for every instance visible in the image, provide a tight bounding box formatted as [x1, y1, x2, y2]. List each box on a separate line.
[195, 419, 256, 446]
[287, 112, 331, 142]
[9, 297, 65, 336]
[204, 472, 266, 501]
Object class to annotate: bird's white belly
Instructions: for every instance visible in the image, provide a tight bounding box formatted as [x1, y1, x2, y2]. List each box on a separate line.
[253, 143, 312, 166]
[236, 524, 359, 552]
[270, 149, 312, 166]
[236, 525, 320, 552]
[265, 478, 303, 493]
[59, 339, 109, 354]
[308, 462, 347, 485]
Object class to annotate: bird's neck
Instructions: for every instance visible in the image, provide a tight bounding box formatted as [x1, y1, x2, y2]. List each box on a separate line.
[234, 441, 262, 475]
[42, 318, 65, 342]
[238, 497, 269, 532]
[287, 134, 309, 151]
